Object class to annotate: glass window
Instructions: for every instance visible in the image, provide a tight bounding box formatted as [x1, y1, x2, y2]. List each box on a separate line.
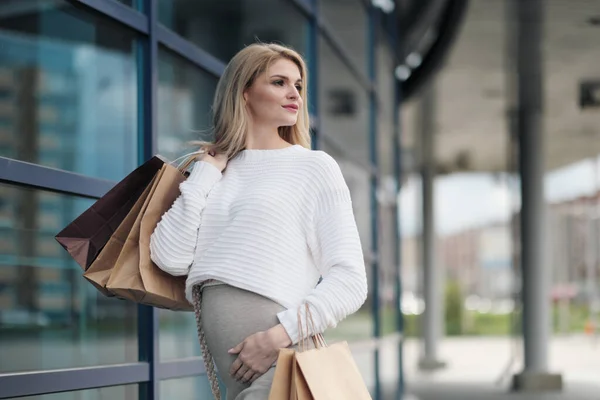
[157, 47, 218, 359]
[161, 375, 219, 400]
[17, 385, 138, 400]
[318, 37, 373, 343]
[157, 0, 308, 62]
[159, 309, 200, 360]
[0, 184, 138, 373]
[0, 0, 139, 181]
[320, 0, 367, 74]
[322, 160, 374, 343]
[156, 47, 219, 161]
[318, 37, 370, 168]
[116, 0, 134, 7]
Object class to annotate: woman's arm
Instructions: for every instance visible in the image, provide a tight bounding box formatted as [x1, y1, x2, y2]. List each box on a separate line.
[277, 157, 368, 344]
[150, 161, 222, 276]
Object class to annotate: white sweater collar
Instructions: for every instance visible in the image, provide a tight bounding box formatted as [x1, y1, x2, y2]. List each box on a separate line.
[231, 144, 305, 163]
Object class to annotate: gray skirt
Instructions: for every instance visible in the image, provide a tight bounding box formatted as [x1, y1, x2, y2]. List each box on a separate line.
[192, 283, 310, 400]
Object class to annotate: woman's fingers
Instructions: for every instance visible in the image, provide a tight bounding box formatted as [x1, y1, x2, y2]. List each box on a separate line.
[241, 369, 255, 383]
[234, 362, 251, 382]
[249, 372, 262, 384]
[230, 357, 244, 376]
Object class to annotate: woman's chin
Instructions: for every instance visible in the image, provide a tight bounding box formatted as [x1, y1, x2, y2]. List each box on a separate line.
[278, 118, 298, 127]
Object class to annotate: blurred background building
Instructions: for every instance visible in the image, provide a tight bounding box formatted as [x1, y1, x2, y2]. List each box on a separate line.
[0, 0, 599, 399]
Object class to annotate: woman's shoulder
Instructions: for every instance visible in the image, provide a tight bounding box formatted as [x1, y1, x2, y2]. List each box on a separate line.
[292, 148, 346, 187]
[294, 147, 339, 169]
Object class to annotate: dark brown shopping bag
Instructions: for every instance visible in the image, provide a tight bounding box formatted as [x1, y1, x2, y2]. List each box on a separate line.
[55, 156, 165, 270]
[269, 305, 372, 400]
[82, 180, 155, 297]
[106, 161, 194, 311]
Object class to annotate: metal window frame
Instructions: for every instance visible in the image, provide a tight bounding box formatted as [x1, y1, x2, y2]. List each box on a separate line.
[0, 364, 149, 399]
[0, 0, 403, 398]
[0, 157, 115, 199]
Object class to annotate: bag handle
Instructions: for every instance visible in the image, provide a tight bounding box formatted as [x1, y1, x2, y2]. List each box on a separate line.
[167, 150, 204, 174]
[297, 303, 327, 352]
[170, 150, 203, 167]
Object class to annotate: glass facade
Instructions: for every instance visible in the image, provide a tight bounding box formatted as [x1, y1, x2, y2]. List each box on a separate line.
[0, 0, 402, 399]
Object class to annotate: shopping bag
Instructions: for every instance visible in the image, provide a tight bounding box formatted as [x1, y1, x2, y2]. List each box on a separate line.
[55, 156, 165, 270]
[269, 305, 372, 400]
[104, 166, 164, 303]
[295, 341, 371, 399]
[105, 162, 194, 311]
[138, 161, 192, 310]
[82, 180, 155, 297]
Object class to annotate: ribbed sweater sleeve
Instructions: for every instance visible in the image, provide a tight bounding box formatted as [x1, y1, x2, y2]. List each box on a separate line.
[150, 161, 222, 276]
[277, 156, 368, 344]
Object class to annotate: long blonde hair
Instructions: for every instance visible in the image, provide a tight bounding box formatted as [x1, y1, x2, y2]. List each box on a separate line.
[194, 43, 311, 159]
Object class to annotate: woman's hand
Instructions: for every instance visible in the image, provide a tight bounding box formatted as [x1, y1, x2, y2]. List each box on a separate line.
[200, 150, 227, 172]
[228, 324, 292, 384]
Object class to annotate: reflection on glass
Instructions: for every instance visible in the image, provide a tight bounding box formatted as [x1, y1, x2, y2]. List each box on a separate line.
[0, 184, 138, 373]
[157, 0, 308, 62]
[0, 0, 138, 181]
[318, 36, 373, 343]
[321, 161, 373, 343]
[159, 310, 201, 360]
[157, 47, 218, 161]
[160, 375, 217, 400]
[116, 0, 134, 7]
[318, 37, 370, 167]
[18, 385, 138, 400]
[157, 47, 216, 359]
[320, 0, 368, 73]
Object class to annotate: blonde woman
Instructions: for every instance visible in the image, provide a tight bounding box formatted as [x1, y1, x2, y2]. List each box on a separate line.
[150, 43, 367, 400]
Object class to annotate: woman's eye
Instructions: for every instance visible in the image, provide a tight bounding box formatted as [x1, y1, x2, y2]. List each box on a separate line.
[273, 80, 284, 86]
[295, 85, 303, 92]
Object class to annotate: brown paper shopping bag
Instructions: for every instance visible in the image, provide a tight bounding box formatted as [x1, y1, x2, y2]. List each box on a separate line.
[269, 305, 372, 400]
[82, 181, 155, 296]
[106, 162, 193, 311]
[138, 162, 192, 311]
[105, 166, 165, 303]
[295, 341, 371, 400]
[55, 156, 164, 270]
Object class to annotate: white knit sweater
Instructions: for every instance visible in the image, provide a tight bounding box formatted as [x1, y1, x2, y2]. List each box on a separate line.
[149, 145, 367, 344]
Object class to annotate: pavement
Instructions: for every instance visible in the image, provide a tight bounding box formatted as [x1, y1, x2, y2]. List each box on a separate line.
[394, 335, 600, 400]
[348, 334, 600, 399]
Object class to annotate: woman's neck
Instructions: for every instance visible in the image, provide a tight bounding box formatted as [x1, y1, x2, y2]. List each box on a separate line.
[245, 131, 290, 150]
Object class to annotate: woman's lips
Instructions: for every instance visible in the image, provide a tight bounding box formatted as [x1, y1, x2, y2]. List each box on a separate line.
[283, 105, 298, 112]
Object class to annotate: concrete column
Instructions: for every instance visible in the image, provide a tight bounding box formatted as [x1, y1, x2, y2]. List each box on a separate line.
[509, 0, 562, 391]
[418, 82, 446, 371]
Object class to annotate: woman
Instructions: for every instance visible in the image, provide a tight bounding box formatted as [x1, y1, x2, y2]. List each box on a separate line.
[150, 43, 367, 400]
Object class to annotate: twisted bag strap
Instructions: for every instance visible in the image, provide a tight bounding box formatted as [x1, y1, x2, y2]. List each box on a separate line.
[297, 303, 327, 352]
[192, 285, 222, 400]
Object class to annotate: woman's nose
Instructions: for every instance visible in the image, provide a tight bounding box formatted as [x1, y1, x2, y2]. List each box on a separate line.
[288, 88, 299, 99]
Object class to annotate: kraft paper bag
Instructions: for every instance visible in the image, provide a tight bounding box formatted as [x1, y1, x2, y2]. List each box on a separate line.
[56, 156, 164, 270]
[83, 180, 155, 297]
[269, 349, 295, 399]
[105, 166, 165, 303]
[295, 341, 371, 400]
[138, 162, 191, 311]
[105, 163, 193, 311]
[269, 304, 372, 400]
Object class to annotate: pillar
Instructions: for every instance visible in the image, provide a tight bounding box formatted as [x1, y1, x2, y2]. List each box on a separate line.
[509, 0, 562, 391]
[418, 82, 446, 371]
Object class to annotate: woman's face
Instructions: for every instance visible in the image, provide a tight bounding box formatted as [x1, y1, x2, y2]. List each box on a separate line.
[243, 58, 303, 129]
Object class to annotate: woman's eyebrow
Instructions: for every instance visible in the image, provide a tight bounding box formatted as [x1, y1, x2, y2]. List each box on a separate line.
[270, 74, 303, 83]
